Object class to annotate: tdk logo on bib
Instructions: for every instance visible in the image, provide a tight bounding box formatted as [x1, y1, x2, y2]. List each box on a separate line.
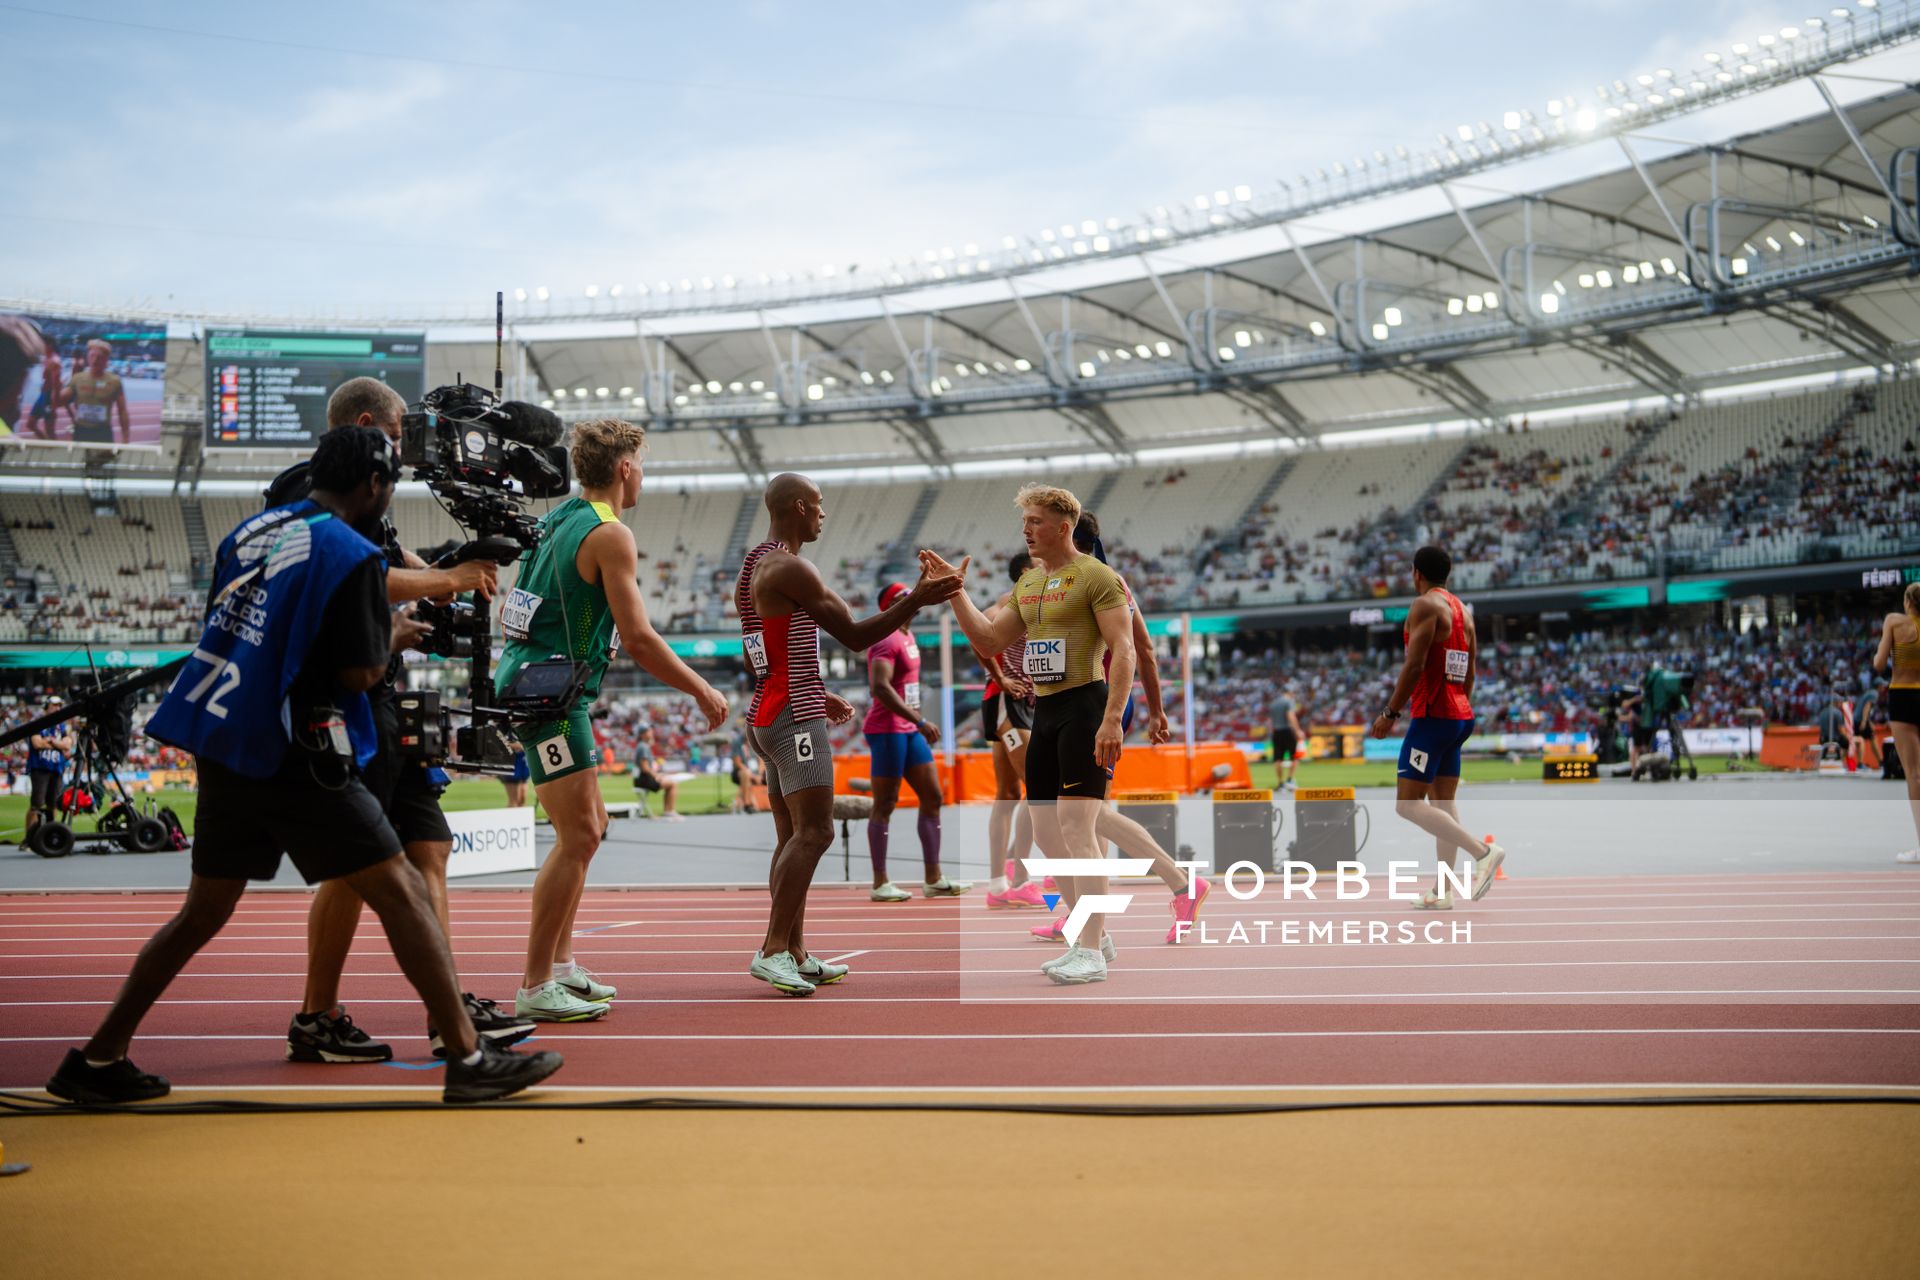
[1026, 638, 1067, 683]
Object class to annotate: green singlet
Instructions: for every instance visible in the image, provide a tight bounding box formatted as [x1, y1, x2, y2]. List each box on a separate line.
[497, 497, 622, 783]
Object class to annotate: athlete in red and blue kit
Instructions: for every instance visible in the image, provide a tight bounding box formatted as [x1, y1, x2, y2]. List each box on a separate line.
[1368, 544, 1506, 908]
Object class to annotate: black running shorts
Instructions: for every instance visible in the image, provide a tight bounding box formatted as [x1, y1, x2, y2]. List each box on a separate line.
[1891, 687, 1920, 727]
[360, 699, 453, 846]
[191, 758, 403, 884]
[1026, 681, 1109, 803]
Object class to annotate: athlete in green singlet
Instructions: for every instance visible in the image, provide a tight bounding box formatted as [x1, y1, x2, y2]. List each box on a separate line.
[498, 419, 728, 1022]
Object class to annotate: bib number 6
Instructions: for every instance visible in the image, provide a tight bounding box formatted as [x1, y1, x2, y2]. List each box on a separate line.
[791, 731, 816, 763]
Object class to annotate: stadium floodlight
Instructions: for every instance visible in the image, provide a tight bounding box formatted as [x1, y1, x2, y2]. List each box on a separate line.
[1013, 358, 1032, 372]
[586, 285, 600, 298]
[1235, 329, 1253, 346]
[1153, 341, 1172, 357]
[728, 381, 743, 393]
[706, 380, 722, 393]
[610, 284, 624, 297]
[1093, 235, 1111, 252]
[1218, 346, 1237, 360]
[1484, 291, 1499, 308]
[1308, 321, 1328, 337]
[881, 369, 897, 382]
[1382, 309, 1402, 327]
[1456, 124, 1474, 141]
[536, 286, 550, 300]
[1136, 344, 1152, 358]
[1503, 111, 1522, 129]
[1732, 41, 1750, 53]
[750, 380, 765, 391]
[1597, 269, 1614, 287]
[541, 399, 554, 408]
[1096, 349, 1110, 363]
[974, 362, 988, 375]
[1639, 260, 1655, 276]
[955, 363, 969, 377]
[1447, 297, 1465, 315]
[1783, 25, 1801, 35]
[514, 287, 528, 301]
[1371, 323, 1389, 340]
[1115, 349, 1131, 361]
[763, 391, 778, 401]
[1234, 185, 1253, 200]
[574, 387, 589, 397]
[860, 371, 874, 385]
[689, 383, 703, 395]
[1758, 32, 1777, 44]
[807, 384, 824, 400]
[1466, 295, 1483, 312]
[554, 388, 567, 399]
[1765, 235, 1783, 250]
[1079, 361, 1097, 378]
[1661, 257, 1677, 273]
[1789, 230, 1807, 245]
[619, 386, 634, 397]
[1539, 292, 1560, 313]
[1731, 256, 1750, 275]
[1637, 74, 1654, 85]
[1575, 109, 1598, 131]
[1705, 51, 1723, 62]
[631, 397, 645, 408]
[674, 395, 688, 406]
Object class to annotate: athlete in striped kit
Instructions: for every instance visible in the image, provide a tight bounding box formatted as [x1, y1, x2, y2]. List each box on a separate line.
[737, 473, 966, 995]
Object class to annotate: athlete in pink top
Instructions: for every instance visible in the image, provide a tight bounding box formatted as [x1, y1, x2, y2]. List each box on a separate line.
[1369, 544, 1505, 908]
[862, 583, 968, 899]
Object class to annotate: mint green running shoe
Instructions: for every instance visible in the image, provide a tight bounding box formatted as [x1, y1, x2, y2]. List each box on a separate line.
[555, 963, 616, 1003]
[796, 954, 849, 985]
[515, 980, 610, 1023]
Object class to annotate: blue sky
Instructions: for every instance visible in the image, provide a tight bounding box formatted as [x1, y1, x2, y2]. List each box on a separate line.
[0, 0, 1802, 314]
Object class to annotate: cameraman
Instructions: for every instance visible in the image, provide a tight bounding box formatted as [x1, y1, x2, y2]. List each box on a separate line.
[47, 428, 560, 1104]
[1617, 682, 1650, 772]
[497, 418, 727, 1023]
[263, 378, 531, 1063]
[24, 697, 73, 846]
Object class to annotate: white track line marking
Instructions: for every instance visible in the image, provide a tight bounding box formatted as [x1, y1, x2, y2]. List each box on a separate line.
[5, 1081, 1916, 1095]
[3, 1027, 1917, 1044]
[821, 950, 870, 964]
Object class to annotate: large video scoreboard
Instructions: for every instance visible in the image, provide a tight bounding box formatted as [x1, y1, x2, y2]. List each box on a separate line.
[205, 329, 426, 446]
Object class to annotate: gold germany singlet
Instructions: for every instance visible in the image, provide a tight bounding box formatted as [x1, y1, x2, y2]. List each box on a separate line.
[1014, 553, 1127, 695]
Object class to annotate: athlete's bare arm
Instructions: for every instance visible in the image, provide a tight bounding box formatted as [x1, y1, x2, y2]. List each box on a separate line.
[585, 522, 727, 728]
[1876, 613, 1900, 674]
[114, 385, 130, 443]
[388, 547, 496, 607]
[919, 550, 1022, 654]
[870, 653, 936, 743]
[755, 553, 958, 653]
[1123, 583, 1167, 736]
[980, 594, 1032, 697]
[1094, 603, 1134, 768]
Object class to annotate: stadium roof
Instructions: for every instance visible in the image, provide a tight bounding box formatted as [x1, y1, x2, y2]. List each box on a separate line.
[4, 8, 1918, 489]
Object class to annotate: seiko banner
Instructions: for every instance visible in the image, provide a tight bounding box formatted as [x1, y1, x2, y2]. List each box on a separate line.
[444, 806, 538, 879]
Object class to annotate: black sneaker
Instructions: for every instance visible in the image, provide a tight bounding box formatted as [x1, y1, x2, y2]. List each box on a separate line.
[442, 1039, 563, 1104]
[429, 993, 537, 1058]
[46, 1048, 171, 1104]
[286, 1007, 393, 1064]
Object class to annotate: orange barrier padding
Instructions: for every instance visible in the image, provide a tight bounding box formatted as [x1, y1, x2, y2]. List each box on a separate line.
[1759, 724, 1819, 771]
[832, 743, 1251, 805]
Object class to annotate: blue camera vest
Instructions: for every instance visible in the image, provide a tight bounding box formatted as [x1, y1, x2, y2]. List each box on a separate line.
[147, 501, 384, 779]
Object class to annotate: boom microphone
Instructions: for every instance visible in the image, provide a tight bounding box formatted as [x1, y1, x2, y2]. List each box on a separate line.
[493, 401, 565, 447]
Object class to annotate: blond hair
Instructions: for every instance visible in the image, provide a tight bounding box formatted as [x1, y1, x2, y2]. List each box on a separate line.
[1016, 483, 1080, 527]
[570, 418, 648, 488]
[326, 376, 407, 429]
[1906, 581, 1920, 620]
[85, 338, 111, 357]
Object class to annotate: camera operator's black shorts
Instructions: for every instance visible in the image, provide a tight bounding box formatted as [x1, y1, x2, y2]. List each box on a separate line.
[28, 768, 60, 812]
[1272, 729, 1299, 762]
[1631, 722, 1656, 749]
[1026, 682, 1110, 803]
[190, 758, 402, 884]
[634, 768, 664, 794]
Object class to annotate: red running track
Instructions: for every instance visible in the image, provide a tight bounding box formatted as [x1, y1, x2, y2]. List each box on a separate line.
[2, 871, 1917, 1093]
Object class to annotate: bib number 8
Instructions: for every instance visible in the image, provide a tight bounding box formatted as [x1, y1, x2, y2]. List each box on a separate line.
[536, 733, 575, 772]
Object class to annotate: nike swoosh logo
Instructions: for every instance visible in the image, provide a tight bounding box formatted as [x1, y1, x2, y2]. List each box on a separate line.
[1062, 782, 1081, 790]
